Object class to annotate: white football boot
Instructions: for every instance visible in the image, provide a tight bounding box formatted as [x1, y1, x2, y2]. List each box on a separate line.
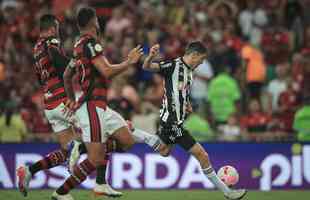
[68, 140, 81, 173]
[16, 166, 32, 197]
[93, 183, 123, 197]
[224, 189, 247, 200]
[51, 191, 74, 200]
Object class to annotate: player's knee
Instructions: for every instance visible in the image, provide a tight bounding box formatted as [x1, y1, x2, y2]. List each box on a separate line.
[159, 144, 171, 157]
[121, 138, 135, 151]
[88, 155, 105, 167]
[190, 144, 209, 160]
[160, 151, 170, 157]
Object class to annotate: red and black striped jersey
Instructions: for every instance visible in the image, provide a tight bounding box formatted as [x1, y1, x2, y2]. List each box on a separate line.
[73, 34, 109, 109]
[33, 36, 69, 109]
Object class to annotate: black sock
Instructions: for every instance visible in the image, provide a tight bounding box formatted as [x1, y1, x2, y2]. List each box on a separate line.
[96, 164, 107, 184]
[78, 142, 87, 154]
[29, 162, 42, 176]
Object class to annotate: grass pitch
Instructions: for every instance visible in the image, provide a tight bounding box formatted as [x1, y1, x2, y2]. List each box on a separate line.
[0, 190, 309, 200]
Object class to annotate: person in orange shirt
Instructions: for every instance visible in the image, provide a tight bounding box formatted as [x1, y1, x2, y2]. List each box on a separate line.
[241, 43, 266, 98]
[0, 61, 5, 81]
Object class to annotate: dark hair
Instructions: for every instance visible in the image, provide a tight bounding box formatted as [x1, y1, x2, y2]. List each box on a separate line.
[77, 7, 96, 29]
[39, 14, 58, 31]
[185, 41, 208, 55]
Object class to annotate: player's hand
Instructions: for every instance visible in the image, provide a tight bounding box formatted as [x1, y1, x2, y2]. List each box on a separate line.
[127, 45, 143, 65]
[186, 104, 193, 114]
[62, 99, 79, 120]
[149, 44, 160, 58]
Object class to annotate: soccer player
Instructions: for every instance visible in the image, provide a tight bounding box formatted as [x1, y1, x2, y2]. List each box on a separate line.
[16, 14, 120, 198]
[52, 7, 166, 200]
[293, 57, 310, 141]
[142, 42, 247, 200]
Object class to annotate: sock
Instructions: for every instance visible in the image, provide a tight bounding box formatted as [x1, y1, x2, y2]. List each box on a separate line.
[96, 165, 107, 184]
[56, 159, 95, 195]
[78, 142, 87, 154]
[131, 128, 161, 150]
[203, 166, 231, 194]
[95, 153, 109, 184]
[29, 149, 68, 176]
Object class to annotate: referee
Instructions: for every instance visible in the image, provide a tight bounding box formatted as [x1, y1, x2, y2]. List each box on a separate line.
[142, 41, 247, 200]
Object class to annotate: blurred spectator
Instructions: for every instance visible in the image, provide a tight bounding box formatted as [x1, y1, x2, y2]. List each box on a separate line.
[238, 0, 268, 42]
[207, 67, 241, 125]
[240, 98, 273, 141]
[144, 74, 164, 107]
[261, 24, 291, 66]
[191, 59, 213, 116]
[278, 79, 300, 132]
[108, 97, 134, 120]
[267, 62, 289, 112]
[105, 6, 132, 37]
[132, 103, 159, 134]
[0, 107, 28, 142]
[217, 114, 241, 141]
[284, 0, 304, 49]
[0, 60, 5, 81]
[293, 57, 310, 141]
[184, 112, 213, 141]
[241, 43, 266, 99]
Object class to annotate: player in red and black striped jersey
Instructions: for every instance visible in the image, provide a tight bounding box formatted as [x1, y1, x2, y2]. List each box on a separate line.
[16, 15, 75, 198]
[56, 7, 172, 199]
[32, 29, 68, 110]
[16, 14, 117, 200]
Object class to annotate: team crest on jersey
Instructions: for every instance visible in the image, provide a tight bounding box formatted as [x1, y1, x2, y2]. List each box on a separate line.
[94, 44, 103, 52]
[50, 38, 60, 44]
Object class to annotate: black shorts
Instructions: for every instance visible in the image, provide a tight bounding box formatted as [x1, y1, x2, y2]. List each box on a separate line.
[157, 122, 197, 151]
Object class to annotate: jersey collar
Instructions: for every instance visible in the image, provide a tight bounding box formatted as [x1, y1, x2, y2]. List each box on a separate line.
[180, 57, 192, 70]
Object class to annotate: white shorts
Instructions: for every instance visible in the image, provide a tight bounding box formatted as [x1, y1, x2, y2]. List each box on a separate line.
[44, 103, 72, 133]
[75, 102, 127, 143]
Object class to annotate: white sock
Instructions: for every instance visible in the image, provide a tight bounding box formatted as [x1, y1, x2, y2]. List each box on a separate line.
[203, 166, 231, 194]
[131, 128, 161, 150]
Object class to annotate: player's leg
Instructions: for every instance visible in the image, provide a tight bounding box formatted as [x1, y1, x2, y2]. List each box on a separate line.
[105, 108, 170, 151]
[73, 103, 123, 197]
[17, 105, 76, 197]
[127, 120, 171, 156]
[177, 129, 247, 200]
[53, 142, 104, 200]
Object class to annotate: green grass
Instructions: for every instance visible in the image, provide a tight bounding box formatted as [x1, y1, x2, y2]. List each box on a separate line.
[1, 190, 310, 200]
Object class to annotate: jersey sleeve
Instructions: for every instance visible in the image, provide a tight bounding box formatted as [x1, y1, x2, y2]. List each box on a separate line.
[84, 38, 104, 60]
[158, 60, 174, 76]
[46, 37, 70, 71]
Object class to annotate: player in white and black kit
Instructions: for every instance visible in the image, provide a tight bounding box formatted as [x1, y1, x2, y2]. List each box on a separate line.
[143, 42, 247, 200]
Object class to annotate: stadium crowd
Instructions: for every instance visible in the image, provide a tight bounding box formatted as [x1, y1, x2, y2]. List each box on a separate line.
[0, 0, 309, 142]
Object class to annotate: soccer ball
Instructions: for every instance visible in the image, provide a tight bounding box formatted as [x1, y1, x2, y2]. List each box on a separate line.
[217, 165, 239, 187]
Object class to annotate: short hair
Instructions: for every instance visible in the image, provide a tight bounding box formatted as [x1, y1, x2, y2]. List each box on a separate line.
[185, 41, 208, 55]
[39, 14, 58, 31]
[77, 7, 96, 29]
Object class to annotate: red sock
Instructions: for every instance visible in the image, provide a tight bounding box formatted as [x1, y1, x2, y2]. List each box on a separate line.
[29, 149, 68, 175]
[56, 159, 95, 195]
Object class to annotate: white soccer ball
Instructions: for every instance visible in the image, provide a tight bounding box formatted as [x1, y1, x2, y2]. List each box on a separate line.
[217, 165, 239, 186]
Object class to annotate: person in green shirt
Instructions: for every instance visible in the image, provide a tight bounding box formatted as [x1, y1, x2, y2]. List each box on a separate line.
[293, 57, 310, 141]
[294, 105, 310, 141]
[207, 67, 241, 125]
[0, 108, 28, 142]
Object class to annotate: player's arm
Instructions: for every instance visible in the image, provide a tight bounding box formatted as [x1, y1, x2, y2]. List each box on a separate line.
[142, 44, 160, 72]
[63, 59, 80, 116]
[63, 59, 77, 102]
[89, 41, 143, 78]
[47, 38, 70, 72]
